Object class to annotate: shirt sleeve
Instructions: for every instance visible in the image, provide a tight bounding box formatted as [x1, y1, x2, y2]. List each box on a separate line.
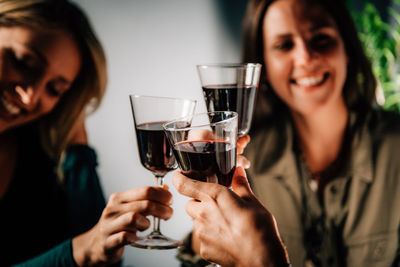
[176, 231, 211, 267]
[63, 144, 106, 236]
[11, 239, 78, 267]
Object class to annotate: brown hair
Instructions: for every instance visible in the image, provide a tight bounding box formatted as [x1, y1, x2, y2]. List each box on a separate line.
[0, 0, 107, 159]
[242, 0, 376, 130]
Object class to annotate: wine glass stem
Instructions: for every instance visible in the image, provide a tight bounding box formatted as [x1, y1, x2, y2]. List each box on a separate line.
[153, 175, 164, 234]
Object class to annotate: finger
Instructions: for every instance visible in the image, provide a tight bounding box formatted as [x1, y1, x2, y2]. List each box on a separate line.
[188, 129, 214, 141]
[105, 231, 137, 251]
[185, 199, 202, 219]
[104, 211, 150, 236]
[173, 171, 227, 202]
[231, 166, 255, 200]
[237, 155, 251, 169]
[108, 186, 172, 205]
[237, 134, 250, 154]
[104, 199, 173, 220]
[119, 211, 151, 232]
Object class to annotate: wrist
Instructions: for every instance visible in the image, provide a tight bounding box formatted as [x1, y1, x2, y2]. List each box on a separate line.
[72, 232, 90, 266]
[72, 229, 103, 267]
[237, 227, 290, 267]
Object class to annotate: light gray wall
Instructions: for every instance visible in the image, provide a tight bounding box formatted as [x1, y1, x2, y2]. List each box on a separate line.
[73, 1, 244, 266]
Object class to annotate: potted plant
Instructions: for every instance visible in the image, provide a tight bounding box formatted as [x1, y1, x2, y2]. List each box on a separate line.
[350, 0, 400, 112]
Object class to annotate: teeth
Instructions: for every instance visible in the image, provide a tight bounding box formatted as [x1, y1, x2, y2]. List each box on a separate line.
[1, 96, 21, 115]
[296, 75, 324, 87]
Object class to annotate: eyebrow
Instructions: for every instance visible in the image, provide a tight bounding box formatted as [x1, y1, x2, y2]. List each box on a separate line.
[309, 20, 335, 32]
[56, 77, 72, 86]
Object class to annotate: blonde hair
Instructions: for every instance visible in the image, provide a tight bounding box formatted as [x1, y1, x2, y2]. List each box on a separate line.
[0, 0, 107, 160]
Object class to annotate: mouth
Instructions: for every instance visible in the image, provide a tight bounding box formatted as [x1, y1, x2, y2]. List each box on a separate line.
[0, 95, 21, 116]
[291, 73, 329, 88]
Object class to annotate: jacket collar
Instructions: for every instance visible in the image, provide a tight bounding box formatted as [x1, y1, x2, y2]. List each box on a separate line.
[269, 112, 373, 184]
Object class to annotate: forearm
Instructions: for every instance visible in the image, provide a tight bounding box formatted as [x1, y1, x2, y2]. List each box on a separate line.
[11, 239, 78, 267]
[72, 230, 94, 267]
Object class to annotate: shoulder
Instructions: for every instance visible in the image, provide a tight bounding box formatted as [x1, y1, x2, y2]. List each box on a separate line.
[367, 109, 400, 143]
[245, 114, 292, 174]
[363, 109, 400, 169]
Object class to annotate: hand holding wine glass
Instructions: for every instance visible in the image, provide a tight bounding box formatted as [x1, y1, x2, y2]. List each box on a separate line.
[164, 111, 238, 187]
[172, 167, 291, 267]
[129, 95, 196, 249]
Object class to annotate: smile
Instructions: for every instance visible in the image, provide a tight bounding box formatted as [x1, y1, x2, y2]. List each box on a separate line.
[292, 73, 329, 87]
[0, 96, 21, 115]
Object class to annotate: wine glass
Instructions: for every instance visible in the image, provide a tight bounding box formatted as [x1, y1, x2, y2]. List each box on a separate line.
[163, 111, 238, 187]
[129, 94, 196, 249]
[197, 63, 261, 137]
[164, 111, 237, 266]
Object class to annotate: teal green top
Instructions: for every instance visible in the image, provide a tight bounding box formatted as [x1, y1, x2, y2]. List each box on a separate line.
[0, 127, 106, 266]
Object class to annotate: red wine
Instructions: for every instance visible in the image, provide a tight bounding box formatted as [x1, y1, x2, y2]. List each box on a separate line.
[202, 84, 256, 136]
[173, 140, 236, 187]
[135, 122, 177, 176]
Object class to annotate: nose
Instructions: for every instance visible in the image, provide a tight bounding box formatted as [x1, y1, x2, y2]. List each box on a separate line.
[294, 40, 315, 66]
[15, 84, 42, 111]
[15, 85, 33, 105]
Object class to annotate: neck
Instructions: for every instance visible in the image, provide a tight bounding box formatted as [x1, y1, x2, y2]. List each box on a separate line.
[291, 99, 348, 174]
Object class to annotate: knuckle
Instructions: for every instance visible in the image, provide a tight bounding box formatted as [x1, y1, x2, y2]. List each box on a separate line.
[119, 231, 130, 245]
[195, 224, 206, 240]
[108, 193, 119, 204]
[198, 209, 208, 220]
[165, 207, 173, 219]
[200, 246, 211, 261]
[142, 186, 155, 198]
[127, 211, 137, 224]
[142, 200, 153, 211]
[102, 205, 111, 215]
[173, 172, 186, 193]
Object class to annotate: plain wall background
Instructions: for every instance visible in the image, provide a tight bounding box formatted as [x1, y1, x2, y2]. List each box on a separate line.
[73, 1, 246, 266]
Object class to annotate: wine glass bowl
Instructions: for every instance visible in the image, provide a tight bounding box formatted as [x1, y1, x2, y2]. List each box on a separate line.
[197, 63, 261, 137]
[163, 111, 238, 187]
[129, 95, 196, 249]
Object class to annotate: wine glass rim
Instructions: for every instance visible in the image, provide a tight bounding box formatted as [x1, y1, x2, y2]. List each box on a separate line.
[129, 94, 197, 104]
[196, 63, 262, 69]
[163, 111, 238, 132]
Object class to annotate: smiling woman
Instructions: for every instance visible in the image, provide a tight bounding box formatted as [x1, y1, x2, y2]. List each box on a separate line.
[173, 0, 400, 266]
[0, 26, 82, 132]
[0, 1, 176, 266]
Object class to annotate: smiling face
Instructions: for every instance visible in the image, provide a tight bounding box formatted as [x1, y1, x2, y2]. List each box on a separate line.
[263, 0, 348, 115]
[0, 26, 81, 132]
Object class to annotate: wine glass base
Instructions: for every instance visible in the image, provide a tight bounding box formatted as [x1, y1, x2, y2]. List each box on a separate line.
[130, 233, 182, 250]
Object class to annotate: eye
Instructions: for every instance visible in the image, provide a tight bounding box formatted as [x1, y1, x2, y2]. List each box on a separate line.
[6, 49, 43, 79]
[274, 40, 294, 51]
[310, 33, 337, 52]
[46, 81, 68, 97]
[9, 50, 36, 71]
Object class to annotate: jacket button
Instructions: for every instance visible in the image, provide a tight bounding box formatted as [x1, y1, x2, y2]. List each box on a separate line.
[330, 185, 337, 194]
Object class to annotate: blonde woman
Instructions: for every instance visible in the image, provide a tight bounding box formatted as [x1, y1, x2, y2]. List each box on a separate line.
[0, 0, 173, 266]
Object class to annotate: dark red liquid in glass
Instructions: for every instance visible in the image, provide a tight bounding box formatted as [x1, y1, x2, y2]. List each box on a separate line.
[202, 84, 256, 136]
[173, 140, 236, 187]
[135, 122, 177, 177]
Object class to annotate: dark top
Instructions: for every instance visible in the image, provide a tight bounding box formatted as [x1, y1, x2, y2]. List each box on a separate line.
[0, 127, 106, 266]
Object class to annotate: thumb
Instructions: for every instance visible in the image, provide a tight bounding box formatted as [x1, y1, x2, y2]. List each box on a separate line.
[231, 166, 254, 200]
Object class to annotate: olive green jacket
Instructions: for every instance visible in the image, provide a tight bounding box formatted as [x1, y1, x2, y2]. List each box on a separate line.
[245, 109, 400, 267]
